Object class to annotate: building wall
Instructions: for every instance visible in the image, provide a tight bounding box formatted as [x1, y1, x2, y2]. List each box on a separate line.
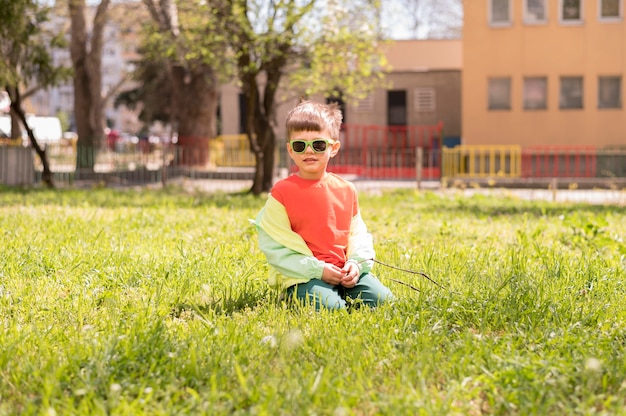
[219, 40, 462, 142]
[349, 70, 461, 137]
[463, 0, 626, 147]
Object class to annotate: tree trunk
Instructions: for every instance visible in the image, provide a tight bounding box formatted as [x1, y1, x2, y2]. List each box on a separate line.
[171, 64, 217, 139]
[9, 112, 20, 141]
[261, 130, 275, 191]
[8, 86, 54, 188]
[69, 0, 110, 170]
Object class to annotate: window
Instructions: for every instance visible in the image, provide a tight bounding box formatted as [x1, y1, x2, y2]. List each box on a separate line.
[238, 93, 247, 134]
[523, 77, 548, 110]
[598, 76, 622, 108]
[488, 77, 512, 110]
[524, 0, 548, 23]
[560, 76, 583, 109]
[387, 90, 407, 126]
[489, 0, 512, 25]
[599, 0, 621, 20]
[414, 88, 436, 112]
[560, 0, 583, 23]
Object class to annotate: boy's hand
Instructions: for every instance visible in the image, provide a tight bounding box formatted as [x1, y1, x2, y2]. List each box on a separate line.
[340, 262, 360, 288]
[321, 263, 346, 286]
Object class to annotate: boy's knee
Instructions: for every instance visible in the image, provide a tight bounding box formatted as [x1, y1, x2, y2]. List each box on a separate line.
[289, 283, 346, 310]
[357, 274, 394, 307]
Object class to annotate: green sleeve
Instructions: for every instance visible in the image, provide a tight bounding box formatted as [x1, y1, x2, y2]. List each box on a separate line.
[257, 226, 325, 281]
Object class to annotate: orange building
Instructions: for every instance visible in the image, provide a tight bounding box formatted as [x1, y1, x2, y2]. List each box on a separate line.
[463, 0, 626, 147]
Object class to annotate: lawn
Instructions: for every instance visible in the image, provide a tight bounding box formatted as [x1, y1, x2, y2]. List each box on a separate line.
[0, 186, 625, 415]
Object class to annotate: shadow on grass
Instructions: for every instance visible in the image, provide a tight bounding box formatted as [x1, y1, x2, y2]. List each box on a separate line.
[170, 289, 271, 317]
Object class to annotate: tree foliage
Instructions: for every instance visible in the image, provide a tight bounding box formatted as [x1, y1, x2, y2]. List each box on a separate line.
[116, 0, 390, 195]
[223, 0, 390, 194]
[0, 0, 71, 187]
[134, 0, 231, 140]
[384, 0, 463, 39]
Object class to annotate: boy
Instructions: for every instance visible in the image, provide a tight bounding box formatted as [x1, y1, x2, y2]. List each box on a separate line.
[254, 100, 393, 310]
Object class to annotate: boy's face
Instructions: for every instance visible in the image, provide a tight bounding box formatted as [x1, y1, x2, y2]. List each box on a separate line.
[287, 129, 340, 180]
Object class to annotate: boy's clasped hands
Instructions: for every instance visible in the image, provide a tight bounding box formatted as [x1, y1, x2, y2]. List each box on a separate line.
[321, 262, 360, 288]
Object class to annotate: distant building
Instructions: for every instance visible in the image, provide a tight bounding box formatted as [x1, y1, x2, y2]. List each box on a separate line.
[219, 39, 462, 143]
[348, 39, 462, 145]
[463, 0, 626, 147]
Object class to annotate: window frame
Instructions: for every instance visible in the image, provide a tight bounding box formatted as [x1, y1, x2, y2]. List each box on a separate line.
[488, 77, 512, 111]
[598, 0, 622, 21]
[598, 76, 622, 109]
[489, 0, 513, 26]
[524, 0, 548, 24]
[559, 76, 584, 110]
[559, 0, 584, 24]
[523, 76, 548, 110]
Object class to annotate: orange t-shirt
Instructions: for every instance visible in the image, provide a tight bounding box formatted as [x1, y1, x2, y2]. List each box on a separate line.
[270, 173, 358, 268]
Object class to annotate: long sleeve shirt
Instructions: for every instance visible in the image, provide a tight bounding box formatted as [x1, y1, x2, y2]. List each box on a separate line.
[254, 173, 375, 289]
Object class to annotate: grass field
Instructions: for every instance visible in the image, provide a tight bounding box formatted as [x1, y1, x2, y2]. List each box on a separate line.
[1, 186, 625, 415]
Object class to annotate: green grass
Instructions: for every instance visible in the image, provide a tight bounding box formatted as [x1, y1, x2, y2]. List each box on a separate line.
[1, 186, 625, 415]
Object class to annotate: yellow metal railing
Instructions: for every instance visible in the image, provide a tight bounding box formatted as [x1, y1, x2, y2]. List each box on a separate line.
[210, 134, 256, 167]
[442, 145, 522, 178]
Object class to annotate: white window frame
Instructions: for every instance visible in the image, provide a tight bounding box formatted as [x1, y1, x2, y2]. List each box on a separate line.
[488, 77, 512, 110]
[489, 0, 512, 26]
[559, 0, 584, 24]
[598, 76, 622, 109]
[524, 0, 548, 24]
[559, 76, 584, 110]
[523, 77, 548, 110]
[598, 0, 622, 21]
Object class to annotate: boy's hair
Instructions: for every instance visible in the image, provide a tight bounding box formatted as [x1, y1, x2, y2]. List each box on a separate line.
[285, 100, 343, 140]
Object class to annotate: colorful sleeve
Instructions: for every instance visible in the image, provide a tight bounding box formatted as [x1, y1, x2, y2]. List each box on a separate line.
[254, 194, 324, 282]
[346, 211, 375, 275]
[257, 226, 324, 281]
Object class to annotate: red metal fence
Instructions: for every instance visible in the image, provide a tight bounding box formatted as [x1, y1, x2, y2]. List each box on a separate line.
[329, 123, 444, 179]
[5, 122, 626, 187]
[521, 146, 597, 178]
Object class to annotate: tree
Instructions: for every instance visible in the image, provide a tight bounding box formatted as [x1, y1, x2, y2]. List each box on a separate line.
[383, 0, 463, 39]
[116, 0, 388, 195]
[140, 0, 229, 145]
[223, 0, 390, 194]
[68, 0, 111, 170]
[0, 0, 71, 187]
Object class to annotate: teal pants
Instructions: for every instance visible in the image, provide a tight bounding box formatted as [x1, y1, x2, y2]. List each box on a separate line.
[286, 273, 394, 311]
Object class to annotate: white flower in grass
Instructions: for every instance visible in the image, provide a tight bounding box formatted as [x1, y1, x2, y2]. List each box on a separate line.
[284, 329, 304, 350]
[47, 408, 57, 416]
[110, 383, 122, 393]
[260, 335, 278, 348]
[334, 407, 349, 416]
[200, 284, 211, 303]
[585, 358, 602, 372]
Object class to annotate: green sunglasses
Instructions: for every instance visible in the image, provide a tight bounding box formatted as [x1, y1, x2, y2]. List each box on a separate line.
[289, 139, 335, 153]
